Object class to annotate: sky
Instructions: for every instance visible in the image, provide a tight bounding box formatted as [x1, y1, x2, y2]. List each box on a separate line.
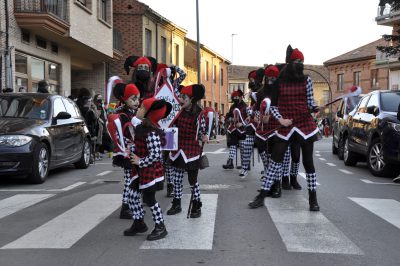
[138, 0, 392, 66]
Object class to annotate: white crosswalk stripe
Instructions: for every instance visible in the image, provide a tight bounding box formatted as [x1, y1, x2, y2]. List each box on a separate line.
[265, 193, 363, 254]
[0, 194, 54, 220]
[1, 194, 121, 249]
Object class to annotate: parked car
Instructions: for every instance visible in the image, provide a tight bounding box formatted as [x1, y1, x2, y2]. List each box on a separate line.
[0, 93, 92, 183]
[342, 90, 400, 177]
[332, 95, 362, 159]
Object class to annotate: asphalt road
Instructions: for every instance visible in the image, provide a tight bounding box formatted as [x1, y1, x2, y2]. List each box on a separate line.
[0, 137, 400, 266]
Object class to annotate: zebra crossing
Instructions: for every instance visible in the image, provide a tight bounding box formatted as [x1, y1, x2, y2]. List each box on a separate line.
[1, 191, 400, 254]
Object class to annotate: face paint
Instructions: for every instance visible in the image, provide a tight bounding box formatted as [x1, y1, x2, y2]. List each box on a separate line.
[125, 95, 140, 111]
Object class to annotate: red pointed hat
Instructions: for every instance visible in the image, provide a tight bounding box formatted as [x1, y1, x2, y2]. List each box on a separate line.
[180, 84, 205, 101]
[133, 57, 152, 68]
[289, 48, 304, 62]
[231, 89, 243, 98]
[113, 83, 139, 102]
[248, 70, 257, 80]
[142, 97, 172, 125]
[264, 65, 280, 78]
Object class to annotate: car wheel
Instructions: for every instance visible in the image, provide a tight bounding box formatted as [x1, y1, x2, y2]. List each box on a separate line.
[74, 138, 91, 169]
[332, 135, 338, 155]
[28, 143, 49, 184]
[343, 137, 358, 166]
[338, 137, 345, 160]
[367, 138, 400, 177]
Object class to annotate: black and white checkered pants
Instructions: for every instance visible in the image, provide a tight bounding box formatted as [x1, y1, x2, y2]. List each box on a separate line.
[261, 159, 282, 191]
[150, 202, 164, 225]
[127, 188, 144, 220]
[172, 166, 185, 199]
[165, 164, 174, 184]
[242, 135, 255, 171]
[290, 161, 300, 177]
[306, 172, 317, 191]
[190, 182, 201, 202]
[122, 169, 131, 204]
[259, 151, 270, 177]
[228, 145, 236, 160]
[282, 146, 291, 177]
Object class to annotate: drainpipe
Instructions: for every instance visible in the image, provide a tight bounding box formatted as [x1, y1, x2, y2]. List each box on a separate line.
[4, 0, 11, 91]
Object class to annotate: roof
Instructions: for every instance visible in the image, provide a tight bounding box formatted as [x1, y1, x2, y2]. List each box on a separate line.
[324, 39, 388, 66]
[185, 37, 231, 63]
[228, 64, 329, 83]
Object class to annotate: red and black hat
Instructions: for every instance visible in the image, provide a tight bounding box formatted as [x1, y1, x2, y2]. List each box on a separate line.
[113, 83, 140, 102]
[180, 84, 205, 101]
[124, 55, 158, 75]
[142, 97, 172, 125]
[264, 65, 280, 78]
[248, 70, 257, 80]
[285, 44, 304, 63]
[231, 89, 244, 98]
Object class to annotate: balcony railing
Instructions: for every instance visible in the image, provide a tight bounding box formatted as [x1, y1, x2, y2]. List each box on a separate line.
[14, 0, 68, 23]
[113, 29, 123, 52]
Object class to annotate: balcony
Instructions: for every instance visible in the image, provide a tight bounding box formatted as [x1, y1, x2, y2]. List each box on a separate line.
[376, 4, 400, 26]
[14, 0, 69, 36]
[113, 29, 123, 60]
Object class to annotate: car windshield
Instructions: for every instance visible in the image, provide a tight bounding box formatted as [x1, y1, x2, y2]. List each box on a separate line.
[0, 95, 50, 120]
[346, 96, 362, 113]
[381, 92, 400, 112]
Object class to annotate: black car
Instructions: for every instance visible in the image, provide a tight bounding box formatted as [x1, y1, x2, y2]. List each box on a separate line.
[332, 95, 362, 159]
[0, 93, 92, 183]
[342, 90, 400, 177]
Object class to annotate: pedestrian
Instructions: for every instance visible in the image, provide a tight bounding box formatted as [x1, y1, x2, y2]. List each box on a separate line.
[131, 97, 172, 240]
[166, 84, 209, 218]
[18, 86, 27, 92]
[222, 90, 248, 171]
[125, 56, 156, 101]
[37, 80, 50, 93]
[249, 45, 320, 211]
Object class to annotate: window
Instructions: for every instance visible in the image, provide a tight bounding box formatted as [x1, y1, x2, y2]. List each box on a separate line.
[15, 54, 27, 74]
[53, 98, 67, 118]
[161, 37, 167, 63]
[21, 30, 30, 43]
[220, 68, 224, 86]
[174, 44, 179, 65]
[49, 63, 59, 81]
[31, 58, 45, 80]
[208, 101, 211, 107]
[353, 71, 361, 86]
[145, 29, 152, 57]
[99, 0, 107, 21]
[36, 36, 47, 49]
[62, 98, 79, 118]
[203, 100, 206, 107]
[357, 95, 370, 113]
[205, 61, 209, 81]
[371, 69, 378, 88]
[221, 104, 224, 115]
[381, 92, 400, 112]
[213, 65, 216, 83]
[51, 43, 58, 54]
[323, 90, 329, 105]
[337, 74, 344, 91]
[214, 103, 218, 112]
[367, 93, 379, 108]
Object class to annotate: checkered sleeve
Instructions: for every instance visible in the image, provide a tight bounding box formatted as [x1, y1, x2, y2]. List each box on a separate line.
[254, 110, 260, 120]
[270, 106, 282, 120]
[138, 132, 162, 168]
[306, 76, 317, 109]
[246, 106, 252, 116]
[173, 66, 187, 89]
[197, 115, 207, 139]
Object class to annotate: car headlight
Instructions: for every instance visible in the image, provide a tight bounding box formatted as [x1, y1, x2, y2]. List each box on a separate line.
[388, 122, 400, 132]
[0, 135, 32, 147]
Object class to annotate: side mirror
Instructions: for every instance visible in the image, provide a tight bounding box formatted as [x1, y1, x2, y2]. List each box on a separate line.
[55, 111, 71, 120]
[336, 111, 343, 118]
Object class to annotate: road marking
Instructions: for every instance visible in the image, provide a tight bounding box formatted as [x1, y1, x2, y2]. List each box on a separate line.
[265, 193, 363, 254]
[140, 194, 218, 250]
[205, 148, 227, 154]
[318, 158, 326, 161]
[96, 171, 112, 176]
[339, 169, 353, 175]
[0, 194, 54, 220]
[360, 179, 400, 185]
[349, 197, 400, 230]
[299, 172, 320, 186]
[1, 194, 121, 249]
[315, 154, 321, 157]
[93, 162, 112, 165]
[326, 163, 336, 167]
[0, 182, 86, 192]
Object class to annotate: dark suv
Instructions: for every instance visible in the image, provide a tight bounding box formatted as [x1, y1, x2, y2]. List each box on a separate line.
[332, 96, 362, 159]
[342, 90, 400, 177]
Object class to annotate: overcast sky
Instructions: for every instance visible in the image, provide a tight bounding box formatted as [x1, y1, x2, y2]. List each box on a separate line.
[138, 0, 392, 66]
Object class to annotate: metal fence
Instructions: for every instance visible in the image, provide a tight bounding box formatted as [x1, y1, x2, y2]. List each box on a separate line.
[14, 0, 68, 22]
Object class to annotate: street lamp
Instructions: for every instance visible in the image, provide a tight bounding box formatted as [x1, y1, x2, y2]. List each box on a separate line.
[231, 34, 237, 64]
[196, 0, 201, 84]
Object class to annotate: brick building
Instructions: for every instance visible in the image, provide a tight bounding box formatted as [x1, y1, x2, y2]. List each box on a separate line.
[0, 0, 115, 96]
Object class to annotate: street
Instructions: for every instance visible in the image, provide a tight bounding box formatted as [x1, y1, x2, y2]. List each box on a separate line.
[0, 137, 400, 266]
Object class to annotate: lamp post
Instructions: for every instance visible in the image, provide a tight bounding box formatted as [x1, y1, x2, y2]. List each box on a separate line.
[231, 33, 237, 63]
[196, 0, 201, 84]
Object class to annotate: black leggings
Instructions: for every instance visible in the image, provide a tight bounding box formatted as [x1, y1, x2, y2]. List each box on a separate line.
[188, 169, 199, 186]
[142, 191, 156, 206]
[270, 133, 315, 173]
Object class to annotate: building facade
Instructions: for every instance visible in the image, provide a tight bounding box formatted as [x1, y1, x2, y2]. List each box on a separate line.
[184, 38, 230, 115]
[0, 0, 115, 96]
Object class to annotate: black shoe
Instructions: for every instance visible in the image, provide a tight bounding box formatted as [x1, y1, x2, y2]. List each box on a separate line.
[166, 183, 174, 198]
[248, 190, 269, 209]
[308, 190, 320, 212]
[119, 203, 133, 219]
[282, 176, 291, 190]
[147, 223, 168, 241]
[290, 175, 302, 190]
[190, 200, 202, 218]
[123, 219, 148, 236]
[222, 159, 234, 169]
[167, 198, 182, 215]
[271, 182, 282, 198]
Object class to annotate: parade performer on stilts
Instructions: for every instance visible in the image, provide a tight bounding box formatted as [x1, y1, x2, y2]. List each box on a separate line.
[107, 81, 143, 221]
[222, 90, 248, 171]
[130, 97, 172, 241]
[249, 45, 320, 211]
[166, 84, 209, 218]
